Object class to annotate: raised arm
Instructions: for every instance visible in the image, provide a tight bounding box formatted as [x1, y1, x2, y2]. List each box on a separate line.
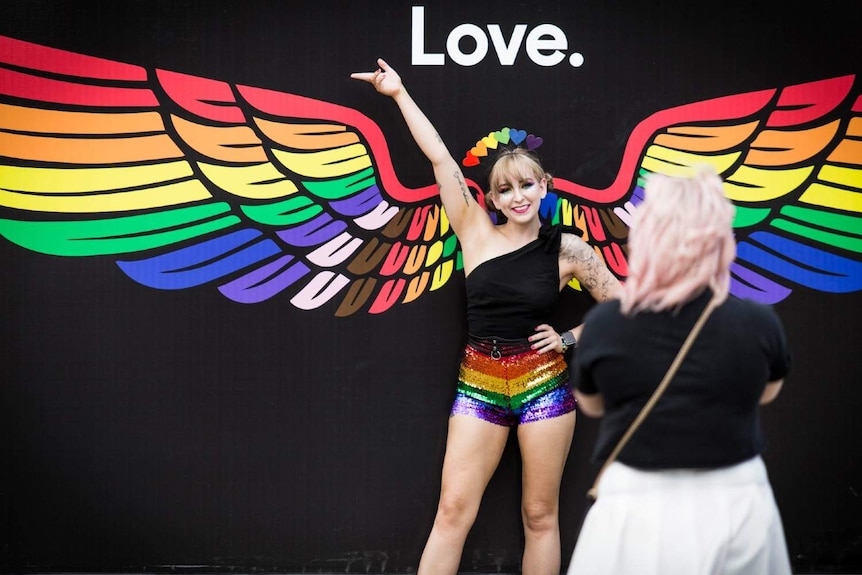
[351, 59, 490, 242]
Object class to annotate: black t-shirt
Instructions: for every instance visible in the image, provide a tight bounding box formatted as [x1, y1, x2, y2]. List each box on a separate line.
[573, 289, 791, 469]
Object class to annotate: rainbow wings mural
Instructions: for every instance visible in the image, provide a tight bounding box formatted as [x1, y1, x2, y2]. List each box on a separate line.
[0, 35, 860, 315]
[534, 76, 862, 304]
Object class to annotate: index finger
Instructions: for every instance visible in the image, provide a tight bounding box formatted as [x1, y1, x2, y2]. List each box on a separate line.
[350, 71, 376, 82]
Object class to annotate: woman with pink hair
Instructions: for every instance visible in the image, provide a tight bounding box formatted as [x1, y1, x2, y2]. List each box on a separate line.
[569, 166, 792, 575]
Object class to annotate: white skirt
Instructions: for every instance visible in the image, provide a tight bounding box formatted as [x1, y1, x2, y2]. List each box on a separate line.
[567, 456, 791, 575]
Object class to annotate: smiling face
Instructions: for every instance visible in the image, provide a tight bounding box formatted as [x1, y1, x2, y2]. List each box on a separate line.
[487, 151, 548, 225]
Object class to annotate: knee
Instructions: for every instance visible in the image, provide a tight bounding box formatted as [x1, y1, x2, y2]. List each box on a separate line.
[521, 499, 558, 535]
[434, 492, 479, 533]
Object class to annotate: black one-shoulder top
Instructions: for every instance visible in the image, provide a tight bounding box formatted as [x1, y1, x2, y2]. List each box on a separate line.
[465, 222, 563, 339]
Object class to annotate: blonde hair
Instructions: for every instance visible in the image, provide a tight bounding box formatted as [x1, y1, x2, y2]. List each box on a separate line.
[620, 165, 736, 314]
[485, 148, 553, 214]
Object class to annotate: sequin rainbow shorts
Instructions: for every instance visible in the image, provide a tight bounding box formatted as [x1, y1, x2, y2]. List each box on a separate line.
[451, 335, 576, 427]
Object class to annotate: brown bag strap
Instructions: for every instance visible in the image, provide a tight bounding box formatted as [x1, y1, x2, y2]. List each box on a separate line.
[586, 298, 717, 500]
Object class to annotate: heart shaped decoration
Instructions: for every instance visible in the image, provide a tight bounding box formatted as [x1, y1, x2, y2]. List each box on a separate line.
[470, 141, 488, 157]
[526, 134, 544, 150]
[510, 129, 527, 145]
[482, 134, 499, 149]
[493, 127, 511, 145]
[462, 152, 480, 167]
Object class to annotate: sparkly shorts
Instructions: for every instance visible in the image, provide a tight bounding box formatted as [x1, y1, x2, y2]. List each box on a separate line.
[451, 335, 576, 427]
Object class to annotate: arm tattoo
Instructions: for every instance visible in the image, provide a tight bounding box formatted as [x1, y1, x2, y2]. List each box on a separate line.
[562, 234, 619, 302]
[454, 171, 471, 206]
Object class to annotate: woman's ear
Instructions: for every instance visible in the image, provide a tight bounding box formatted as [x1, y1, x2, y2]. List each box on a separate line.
[485, 191, 497, 211]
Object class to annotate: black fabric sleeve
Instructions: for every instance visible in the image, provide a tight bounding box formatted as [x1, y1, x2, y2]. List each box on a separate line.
[571, 306, 602, 394]
[762, 305, 792, 381]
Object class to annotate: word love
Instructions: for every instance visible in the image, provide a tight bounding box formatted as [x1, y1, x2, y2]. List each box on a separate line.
[411, 6, 585, 67]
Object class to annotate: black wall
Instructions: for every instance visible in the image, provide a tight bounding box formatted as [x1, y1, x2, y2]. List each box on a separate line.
[1, 0, 860, 572]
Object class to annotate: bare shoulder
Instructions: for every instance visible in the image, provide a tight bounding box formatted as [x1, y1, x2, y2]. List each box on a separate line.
[560, 232, 594, 262]
[559, 232, 621, 302]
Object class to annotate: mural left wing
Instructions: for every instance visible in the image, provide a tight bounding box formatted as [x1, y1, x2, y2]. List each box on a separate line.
[0, 36, 462, 315]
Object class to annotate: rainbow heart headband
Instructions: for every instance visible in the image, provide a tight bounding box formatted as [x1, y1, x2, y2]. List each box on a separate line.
[462, 127, 544, 167]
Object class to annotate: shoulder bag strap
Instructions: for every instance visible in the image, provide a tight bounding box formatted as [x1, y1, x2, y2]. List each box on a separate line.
[586, 298, 717, 500]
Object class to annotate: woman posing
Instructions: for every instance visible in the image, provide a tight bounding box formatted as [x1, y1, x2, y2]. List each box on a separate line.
[352, 59, 620, 575]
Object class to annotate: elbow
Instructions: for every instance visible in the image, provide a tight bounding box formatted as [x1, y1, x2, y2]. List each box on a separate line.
[574, 390, 605, 417]
[759, 380, 784, 405]
[432, 155, 459, 172]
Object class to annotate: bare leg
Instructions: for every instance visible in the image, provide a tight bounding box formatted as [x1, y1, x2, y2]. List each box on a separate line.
[517, 411, 576, 575]
[417, 414, 511, 575]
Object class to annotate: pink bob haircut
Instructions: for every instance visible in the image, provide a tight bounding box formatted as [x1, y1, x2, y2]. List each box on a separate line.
[620, 165, 737, 315]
